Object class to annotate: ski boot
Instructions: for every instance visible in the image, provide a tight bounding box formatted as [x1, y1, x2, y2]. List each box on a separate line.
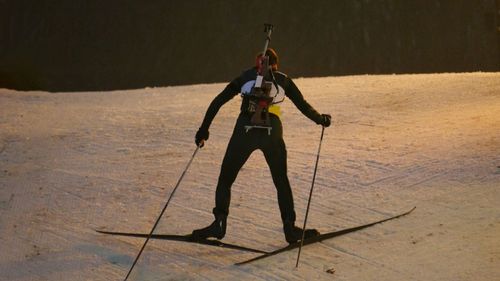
[191, 215, 227, 240]
[283, 221, 320, 244]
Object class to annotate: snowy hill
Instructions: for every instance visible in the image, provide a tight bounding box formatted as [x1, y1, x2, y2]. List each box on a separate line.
[0, 72, 499, 280]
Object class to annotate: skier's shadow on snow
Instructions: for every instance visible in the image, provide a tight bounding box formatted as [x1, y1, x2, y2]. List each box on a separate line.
[76, 244, 133, 266]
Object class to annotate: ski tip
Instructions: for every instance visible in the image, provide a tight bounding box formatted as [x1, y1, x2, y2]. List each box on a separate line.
[398, 206, 416, 217]
[94, 228, 117, 235]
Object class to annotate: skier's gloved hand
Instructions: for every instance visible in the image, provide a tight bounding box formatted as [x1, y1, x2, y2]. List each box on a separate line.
[195, 127, 209, 148]
[320, 114, 332, 127]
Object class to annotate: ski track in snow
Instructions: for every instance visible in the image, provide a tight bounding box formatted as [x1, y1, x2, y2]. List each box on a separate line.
[0, 72, 499, 280]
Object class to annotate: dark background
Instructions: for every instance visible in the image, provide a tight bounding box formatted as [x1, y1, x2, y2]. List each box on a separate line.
[1, 0, 499, 92]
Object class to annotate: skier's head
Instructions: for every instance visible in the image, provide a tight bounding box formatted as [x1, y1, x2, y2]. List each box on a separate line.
[266, 48, 279, 68]
[256, 48, 279, 71]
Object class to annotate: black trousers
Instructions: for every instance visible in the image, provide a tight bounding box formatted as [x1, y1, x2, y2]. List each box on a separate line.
[212, 113, 296, 223]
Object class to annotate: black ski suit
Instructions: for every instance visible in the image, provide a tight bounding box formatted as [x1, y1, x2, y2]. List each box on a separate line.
[199, 67, 324, 224]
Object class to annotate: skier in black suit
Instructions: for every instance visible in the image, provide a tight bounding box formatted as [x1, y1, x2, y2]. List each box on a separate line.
[193, 48, 331, 243]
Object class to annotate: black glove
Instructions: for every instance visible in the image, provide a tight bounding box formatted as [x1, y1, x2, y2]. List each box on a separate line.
[195, 127, 209, 147]
[320, 114, 332, 127]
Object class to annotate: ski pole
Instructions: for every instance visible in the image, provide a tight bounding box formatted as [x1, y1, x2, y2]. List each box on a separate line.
[295, 126, 325, 268]
[124, 144, 202, 281]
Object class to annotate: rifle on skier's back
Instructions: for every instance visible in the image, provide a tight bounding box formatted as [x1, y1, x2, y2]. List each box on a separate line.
[248, 24, 275, 129]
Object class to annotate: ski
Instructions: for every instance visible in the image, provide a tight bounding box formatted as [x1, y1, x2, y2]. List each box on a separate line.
[95, 230, 269, 254]
[235, 206, 416, 265]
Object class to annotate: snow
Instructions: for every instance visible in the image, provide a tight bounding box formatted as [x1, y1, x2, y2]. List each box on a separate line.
[0, 72, 499, 280]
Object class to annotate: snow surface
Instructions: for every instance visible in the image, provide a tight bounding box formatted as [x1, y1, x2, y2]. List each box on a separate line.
[0, 72, 499, 281]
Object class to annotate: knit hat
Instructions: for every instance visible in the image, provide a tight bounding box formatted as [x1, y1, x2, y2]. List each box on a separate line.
[265, 48, 279, 67]
[256, 48, 279, 71]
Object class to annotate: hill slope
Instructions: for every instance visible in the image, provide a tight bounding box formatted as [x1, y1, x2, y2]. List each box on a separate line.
[0, 72, 499, 280]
